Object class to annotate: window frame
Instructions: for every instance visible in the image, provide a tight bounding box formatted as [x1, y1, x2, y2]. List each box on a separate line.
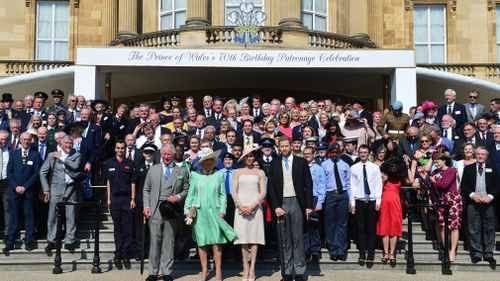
[35, 0, 70, 61]
[413, 4, 447, 64]
[301, 0, 328, 32]
[224, 0, 265, 26]
[158, 0, 187, 30]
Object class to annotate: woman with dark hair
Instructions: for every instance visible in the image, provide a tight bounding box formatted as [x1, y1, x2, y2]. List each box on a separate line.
[376, 159, 413, 266]
[322, 119, 343, 146]
[277, 112, 292, 138]
[159, 96, 173, 123]
[428, 153, 463, 262]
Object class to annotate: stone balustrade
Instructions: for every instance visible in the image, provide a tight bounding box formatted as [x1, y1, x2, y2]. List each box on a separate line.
[308, 31, 377, 49]
[418, 64, 500, 82]
[205, 26, 282, 45]
[0, 60, 73, 76]
[109, 30, 181, 47]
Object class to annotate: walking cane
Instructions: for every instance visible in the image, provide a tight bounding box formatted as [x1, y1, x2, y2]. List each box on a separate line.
[140, 215, 148, 275]
[276, 216, 286, 281]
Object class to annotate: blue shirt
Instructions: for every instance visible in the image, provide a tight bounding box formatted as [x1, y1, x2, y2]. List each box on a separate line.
[321, 158, 352, 201]
[309, 161, 326, 208]
[219, 167, 234, 195]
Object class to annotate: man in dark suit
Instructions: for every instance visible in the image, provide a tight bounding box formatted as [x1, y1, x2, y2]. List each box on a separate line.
[440, 115, 462, 142]
[267, 136, 313, 281]
[475, 116, 494, 147]
[292, 110, 316, 139]
[8, 119, 21, 150]
[0, 103, 9, 132]
[0, 131, 10, 239]
[250, 95, 263, 119]
[460, 146, 499, 269]
[437, 89, 468, 129]
[238, 119, 261, 150]
[199, 95, 214, 118]
[126, 104, 149, 135]
[205, 98, 225, 130]
[398, 127, 421, 163]
[452, 123, 486, 160]
[3, 132, 42, 254]
[187, 115, 206, 138]
[1, 93, 14, 117]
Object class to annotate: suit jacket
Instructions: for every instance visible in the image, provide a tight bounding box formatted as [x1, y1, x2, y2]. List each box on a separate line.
[438, 103, 468, 129]
[206, 112, 225, 130]
[460, 162, 500, 204]
[474, 131, 494, 147]
[7, 148, 42, 193]
[39, 150, 82, 194]
[267, 155, 313, 216]
[237, 131, 261, 145]
[250, 107, 263, 119]
[307, 116, 320, 131]
[30, 142, 57, 162]
[464, 103, 485, 122]
[84, 121, 103, 151]
[398, 137, 421, 159]
[125, 118, 142, 135]
[0, 115, 9, 131]
[143, 164, 190, 218]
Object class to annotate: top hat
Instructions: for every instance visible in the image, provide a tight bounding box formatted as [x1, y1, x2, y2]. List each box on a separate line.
[1, 93, 13, 102]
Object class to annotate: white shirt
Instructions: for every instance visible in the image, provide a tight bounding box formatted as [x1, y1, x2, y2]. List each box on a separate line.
[1, 147, 8, 180]
[59, 150, 74, 184]
[443, 127, 453, 141]
[349, 161, 383, 207]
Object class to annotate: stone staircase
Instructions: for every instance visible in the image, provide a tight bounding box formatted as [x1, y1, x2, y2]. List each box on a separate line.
[1, 205, 498, 273]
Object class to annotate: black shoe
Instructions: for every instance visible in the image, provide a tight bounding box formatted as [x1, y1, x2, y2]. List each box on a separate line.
[64, 243, 76, 253]
[311, 255, 320, 263]
[329, 254, 337, 261]
[123, 258, 131, 269]
[366, 259, 374, 268]
[113, 256, 123, 270]
[294, 274, 303, 281]
[471, 256, 481, 264]
[484, 257, 496, 270]
[45, 242, 55, 256]
[162, 275, 173, 281]
[338, 255, 347, 261]
[25, 242, 35, 251]
[358, 255, 366, 266]
[145, 275, 156, 281]
[284, 275, 293, 281]
[2, 245, 13, 256]
[190, 253, 199, 260]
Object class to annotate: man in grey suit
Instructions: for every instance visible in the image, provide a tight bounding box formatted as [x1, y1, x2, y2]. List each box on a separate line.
[143, 144, 189, 281]
[464, 90, 485, 122]
[39, 135, 83, 255]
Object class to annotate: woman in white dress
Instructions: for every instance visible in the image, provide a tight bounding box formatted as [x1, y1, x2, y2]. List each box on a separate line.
[232, 147, 266, 281]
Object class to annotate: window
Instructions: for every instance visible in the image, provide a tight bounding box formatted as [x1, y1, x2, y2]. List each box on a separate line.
[302, 0, 327, 32]
[225, 0, 264, 26]
[497, 5, 500, 63]
[36, 1, 70, 61]
[159, 0, 186, 30]
[414, 5, 446, 64]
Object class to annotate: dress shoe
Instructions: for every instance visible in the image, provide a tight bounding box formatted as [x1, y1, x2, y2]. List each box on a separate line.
[294, 274, 303, 281]
[123, 258, 131, 269]
[329, 255, 337, 261]
[45, 242, 55, 256]
[471, 256, 481, 264]
[358, 256, 366, 266]
[25, 242, 35, 251]
[64, 243, 76, 253]
[337, 255, 347, 261]
[162, 275, 174, 281]
[484, 257, 496, 270]
[2, 245, 13, 256]
[113, 256, 123, 270]
[366, 259, 374, 268]
[145, 275, 157, 281]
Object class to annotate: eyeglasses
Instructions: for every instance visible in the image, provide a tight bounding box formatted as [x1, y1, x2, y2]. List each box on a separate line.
[421, 140, 430, 143]
[69, 100, 77, 102]
[469, 96, 478, 99]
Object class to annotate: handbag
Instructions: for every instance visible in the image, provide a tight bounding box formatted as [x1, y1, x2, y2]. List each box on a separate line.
[184, 206, 197, 225]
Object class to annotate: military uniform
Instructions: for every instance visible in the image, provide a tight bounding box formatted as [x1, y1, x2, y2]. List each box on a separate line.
[47, 103, 66, 114]
[105, 157, 136, 260]
[376, 112, 410, 141]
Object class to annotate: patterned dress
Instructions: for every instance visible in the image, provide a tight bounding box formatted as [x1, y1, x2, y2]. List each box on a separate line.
[431, 167, 463, 230]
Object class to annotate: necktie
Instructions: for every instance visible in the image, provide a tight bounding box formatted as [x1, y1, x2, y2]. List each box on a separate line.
[482, 132, 486, 140]
[246, 137, 250, 146]
[164, 165, 170, 180]
[333, 160, 343, 193]
[11, 137, 17, 149]
[284, 157, 289, 170]
[146, 164, 151, 170]
[478, 163, 483, 176]
[206, 109, 210, 117]
[128, 149, 132, 160]
[225, 170, 231, 195]
[447, 105, 452, 115]
[266, 157, 270, 163]
[39, 143, 45, 160]
[197, 129, 201, 137]
[443, 130, 448, 139]
[363, 164, 371, 197]
[216, 113, 220, 121]
[22, 150, 28, 166]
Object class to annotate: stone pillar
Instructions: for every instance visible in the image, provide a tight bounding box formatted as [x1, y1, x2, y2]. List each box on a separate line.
[117, 0, 138, 37]
[278, 0, 304, 29]
[391, 68, 417, 113]
[348, 0, 368, 35]
[184, 0, 209, 27]
[102, 0, 118, 44]
[368, 0, 383, 46]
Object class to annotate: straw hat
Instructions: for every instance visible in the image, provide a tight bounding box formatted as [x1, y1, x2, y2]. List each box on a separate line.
[238, 146, 261, 162]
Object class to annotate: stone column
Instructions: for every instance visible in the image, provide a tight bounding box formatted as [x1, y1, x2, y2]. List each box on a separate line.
[278, 0, 304, 29]
[102, 0, 118, 44]
[368, 0, 383, 46]
[117, 0, 138, 37]
[348, 0, 368, 35]
[184, 0, 209, 27]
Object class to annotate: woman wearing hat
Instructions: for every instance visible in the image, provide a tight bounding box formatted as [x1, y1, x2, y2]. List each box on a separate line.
[26, 114, 43, 138]
[184, 148, 237, 281]
[421, 101, 439, 132]
[341, 110, 374, 146]
[231, 147, 266, 281]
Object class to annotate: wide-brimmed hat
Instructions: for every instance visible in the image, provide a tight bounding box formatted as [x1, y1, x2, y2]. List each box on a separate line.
[90, 99, 110, 112]
[195, 148, 221, 167]
[223, 99, 238, 112]
[380, 159, 407, 181]
[1, 93, 13, 102]
[238, 146, 261, 162]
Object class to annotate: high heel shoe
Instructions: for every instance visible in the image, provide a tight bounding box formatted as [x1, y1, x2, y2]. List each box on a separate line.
[389, 253, 396, 267]
[381, 252, 389, 263]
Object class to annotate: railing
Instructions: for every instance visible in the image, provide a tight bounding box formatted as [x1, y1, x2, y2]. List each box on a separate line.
[418, 63, 500, 81]
[405, 203, 452, 275]
[0, 60, 73, 75]
[109, 29, 181, 47]
[206, 26, 282, 45]
[308, 31, 377, 49]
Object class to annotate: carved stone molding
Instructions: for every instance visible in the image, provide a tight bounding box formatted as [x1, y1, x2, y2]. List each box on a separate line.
[406, 1, 457, 12]
[74, 0, 80, 8]
[405, 0, 411, 11]
[487, 0, 494, 11]
[25, 0, 30, 7]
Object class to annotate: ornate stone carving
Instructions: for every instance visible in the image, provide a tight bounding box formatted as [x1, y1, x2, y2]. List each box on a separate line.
[405, 0, 411, 11]
[487, 0, 494, 11]
[25, 0, 30, 7]
[74, 0, 80, 8]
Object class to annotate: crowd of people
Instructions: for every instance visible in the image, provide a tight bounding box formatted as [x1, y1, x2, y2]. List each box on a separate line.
[0, 89, 499, 281]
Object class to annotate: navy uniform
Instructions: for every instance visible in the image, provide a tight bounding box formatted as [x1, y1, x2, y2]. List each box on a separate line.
[47, 89, 67, 113]
[105, 157, 136, 263]
[340, 137, 360, 167]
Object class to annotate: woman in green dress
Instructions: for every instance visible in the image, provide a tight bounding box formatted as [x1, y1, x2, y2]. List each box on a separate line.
[184, 148, 237, 281]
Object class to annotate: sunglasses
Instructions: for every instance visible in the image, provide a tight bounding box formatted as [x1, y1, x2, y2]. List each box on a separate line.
[421, 139, 430, 143]
[469, 96, 478, 99]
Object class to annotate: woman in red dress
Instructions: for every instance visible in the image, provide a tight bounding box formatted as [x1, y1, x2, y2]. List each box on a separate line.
[376, 159, 413, 266]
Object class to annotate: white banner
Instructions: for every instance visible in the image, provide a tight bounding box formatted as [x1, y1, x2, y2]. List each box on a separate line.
[77, 48, 415, 68]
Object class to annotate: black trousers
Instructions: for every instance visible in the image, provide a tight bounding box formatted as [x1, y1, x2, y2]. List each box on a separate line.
[110, 196, 133, 259]
[132, 206, 149, 258]
[355, 200, 377, 260]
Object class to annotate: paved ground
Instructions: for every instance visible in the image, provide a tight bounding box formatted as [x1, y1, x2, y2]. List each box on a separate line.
[0, 270, 499, 281]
